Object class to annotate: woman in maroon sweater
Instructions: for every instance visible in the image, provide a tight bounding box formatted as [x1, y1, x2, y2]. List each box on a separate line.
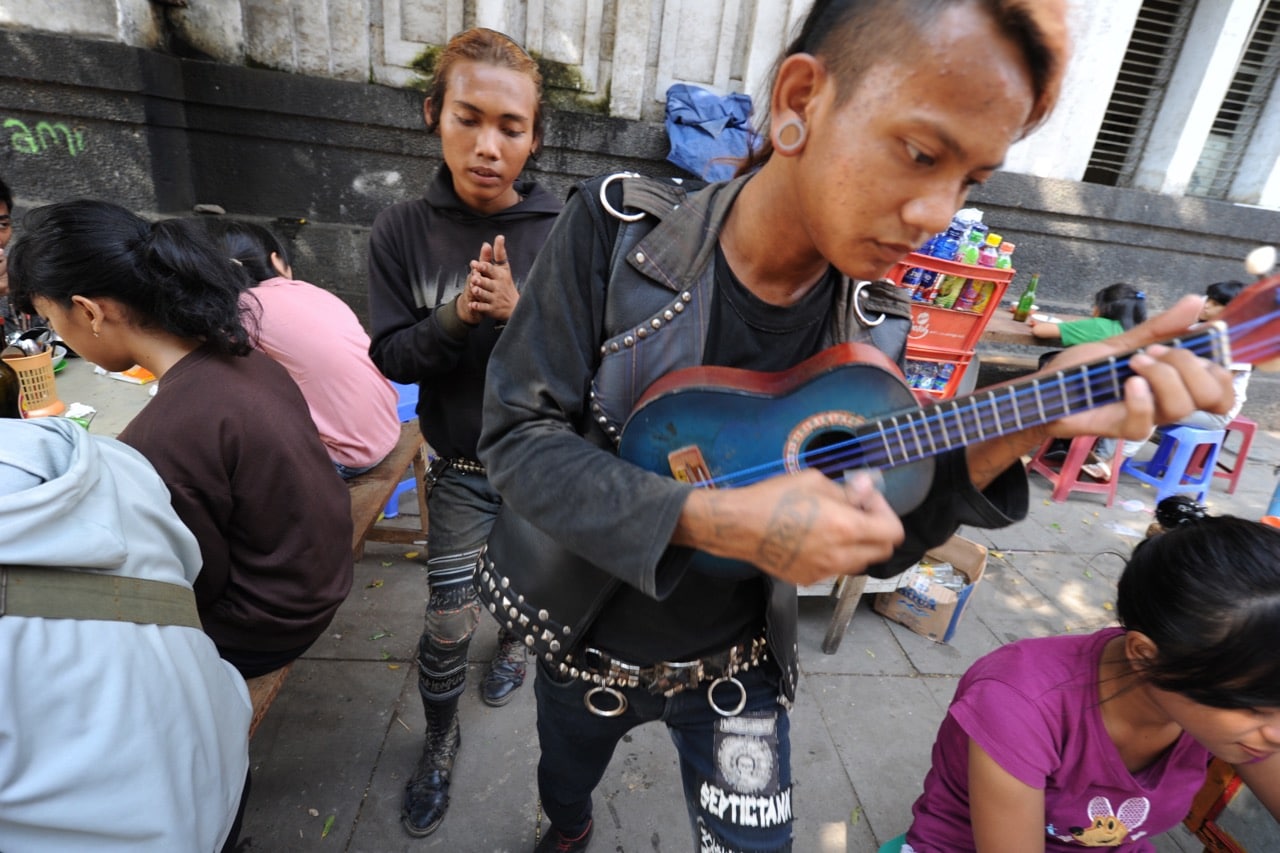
[8, 199, 353, 678]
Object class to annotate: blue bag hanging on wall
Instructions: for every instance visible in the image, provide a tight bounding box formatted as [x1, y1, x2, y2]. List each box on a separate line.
[664, 83, 755, 183]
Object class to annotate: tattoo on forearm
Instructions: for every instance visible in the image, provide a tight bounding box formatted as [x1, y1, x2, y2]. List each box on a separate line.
[756, 494, 819, 575]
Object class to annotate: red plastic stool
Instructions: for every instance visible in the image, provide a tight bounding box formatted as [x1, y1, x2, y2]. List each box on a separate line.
[1186, 416, 1257, 495]
[1028, 435, 1124, 506]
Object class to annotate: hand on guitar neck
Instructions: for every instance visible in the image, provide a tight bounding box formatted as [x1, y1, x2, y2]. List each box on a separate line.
[651, 293, 1241, 587]
[965, 294, 1236, 489]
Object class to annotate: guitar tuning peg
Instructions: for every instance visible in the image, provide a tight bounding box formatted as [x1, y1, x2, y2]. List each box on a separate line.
[1244, 245, 1276, 277]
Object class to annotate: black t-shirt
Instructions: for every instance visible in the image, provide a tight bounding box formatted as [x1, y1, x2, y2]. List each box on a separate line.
[586, 247, 837, 663]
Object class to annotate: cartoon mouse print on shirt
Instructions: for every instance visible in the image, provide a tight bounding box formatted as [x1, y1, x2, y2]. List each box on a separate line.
[1048, 796, 1151, 846]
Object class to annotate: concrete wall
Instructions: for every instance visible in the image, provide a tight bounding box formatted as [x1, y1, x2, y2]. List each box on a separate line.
[3, 26, 1280, 426]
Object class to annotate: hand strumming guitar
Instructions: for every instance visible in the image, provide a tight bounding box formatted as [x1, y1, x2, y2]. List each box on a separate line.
[673, 469, 905, 587]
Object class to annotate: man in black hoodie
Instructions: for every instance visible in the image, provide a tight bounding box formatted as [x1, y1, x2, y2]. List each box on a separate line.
[365, 28, 562, 838]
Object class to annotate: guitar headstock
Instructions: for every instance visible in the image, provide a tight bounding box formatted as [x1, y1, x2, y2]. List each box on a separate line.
[1221, 251, 1280, 370]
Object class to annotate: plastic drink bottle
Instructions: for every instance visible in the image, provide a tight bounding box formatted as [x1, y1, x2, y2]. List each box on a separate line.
[1012, 272, 1040, 322]
[912, 269, 940, 303]
[932, 222, 965, 263]
[995, 242, 1015, 270]
[978, 233, 1002, 267]
[933, 363, 956, 393]
[957, 231, 983, 265]
[968, 280, 996, 313]
[953, 276, 985, 311]
[913, 361, 937, 390]
[933, 274, 968, 309]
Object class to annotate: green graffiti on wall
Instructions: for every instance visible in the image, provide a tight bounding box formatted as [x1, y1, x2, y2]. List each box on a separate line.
[5, 119, 87, 156]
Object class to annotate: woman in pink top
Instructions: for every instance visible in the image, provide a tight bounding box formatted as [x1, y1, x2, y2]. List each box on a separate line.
[215, 219, 400, 478]
[894, 513, 1280, 852]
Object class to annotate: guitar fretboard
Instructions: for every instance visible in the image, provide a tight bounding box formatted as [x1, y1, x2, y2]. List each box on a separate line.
[854, 325, 1231, 470]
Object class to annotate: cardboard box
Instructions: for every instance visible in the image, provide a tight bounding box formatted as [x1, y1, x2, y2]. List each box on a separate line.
[873, 534, 987, 643]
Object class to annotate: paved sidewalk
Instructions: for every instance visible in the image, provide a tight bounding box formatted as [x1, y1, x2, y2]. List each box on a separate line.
[47, 341, 1277, 850]
[229, 426, 1280, 853]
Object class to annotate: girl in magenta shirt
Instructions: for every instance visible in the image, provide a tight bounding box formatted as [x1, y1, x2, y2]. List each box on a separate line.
[899, 514, 1280, 851]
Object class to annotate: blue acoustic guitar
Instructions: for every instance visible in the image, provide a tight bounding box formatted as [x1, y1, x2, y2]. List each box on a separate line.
[618, 276, 1280, 579]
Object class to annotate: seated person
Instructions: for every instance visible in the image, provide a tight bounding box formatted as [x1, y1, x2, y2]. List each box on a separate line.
[1032, 284, 1149, 479]
[211, 218, 401, 478]
[896, 510, 1280, 852]
[1176, 280, 1251, 431]
[8, 200, 354, 678]
[1, 176, 16, 334]
[0, 418, 251, 852]
[1028, 282, 1147, 346]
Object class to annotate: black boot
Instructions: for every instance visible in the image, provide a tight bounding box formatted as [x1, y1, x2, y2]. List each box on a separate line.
[481, 629, 527, 707]
[401, 694, 461, 837]
[534, 818, 593, 852]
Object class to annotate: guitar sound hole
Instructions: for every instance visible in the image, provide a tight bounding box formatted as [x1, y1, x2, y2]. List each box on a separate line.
[802, 430, 859, 479]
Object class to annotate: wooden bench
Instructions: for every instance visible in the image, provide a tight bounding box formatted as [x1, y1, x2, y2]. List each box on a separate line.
[347, 420, 430, 560]
[245, 662, 293, 738]
[246, 423, 429, 736]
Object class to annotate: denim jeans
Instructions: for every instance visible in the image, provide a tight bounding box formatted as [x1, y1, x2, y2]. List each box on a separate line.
[534, 659, 793, 852]
[416, 463, 501, 701]
[333, 459, 375, 480]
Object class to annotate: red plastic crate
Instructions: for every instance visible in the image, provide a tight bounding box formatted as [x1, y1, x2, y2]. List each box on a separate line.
[888, 253, 1014, 352]
[904, 346, 973, 400]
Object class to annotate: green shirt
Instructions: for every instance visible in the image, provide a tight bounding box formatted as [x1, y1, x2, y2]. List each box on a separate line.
[1058, 316, 1124, 347]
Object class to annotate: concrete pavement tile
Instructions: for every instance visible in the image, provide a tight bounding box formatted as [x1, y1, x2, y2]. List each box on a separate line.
[347, 662, 542, 852]
[809, 675, 944, 847]
[1012, 553, 1122, 635]
[796, 596, 917, 676]
[789, 675, 878, 852]
[306, 554, 428, 662]
[884, 610, 1000, 677]
[970, 559, 1076, 642]
[238, 659, 412, 851]
[918, 675, 960, 712]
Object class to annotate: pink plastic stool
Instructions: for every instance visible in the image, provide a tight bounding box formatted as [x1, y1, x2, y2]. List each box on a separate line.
[1027, 435, 1123, 506]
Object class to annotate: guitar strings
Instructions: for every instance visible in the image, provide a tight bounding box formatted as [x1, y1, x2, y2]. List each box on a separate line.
[692, 310, 1278, 490]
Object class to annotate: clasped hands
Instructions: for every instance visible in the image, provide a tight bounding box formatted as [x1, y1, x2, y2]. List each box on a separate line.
[457, 234, 518, 324]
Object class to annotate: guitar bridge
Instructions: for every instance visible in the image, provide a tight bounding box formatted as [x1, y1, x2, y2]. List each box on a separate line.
[668, 446, 714, 486]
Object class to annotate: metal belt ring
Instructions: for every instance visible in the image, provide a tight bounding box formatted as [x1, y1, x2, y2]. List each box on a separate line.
[584, 685, 628, 717]
[852, 280, 886, 327]
[707, 675, 748, 717]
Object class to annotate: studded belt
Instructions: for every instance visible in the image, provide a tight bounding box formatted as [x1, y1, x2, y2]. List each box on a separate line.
[573, 635, 769, 718]
[426, 456, 486, 491]
[445, 457, 485, 475]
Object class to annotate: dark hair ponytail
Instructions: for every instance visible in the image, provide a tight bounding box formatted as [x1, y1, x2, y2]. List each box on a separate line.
[8, 199, 253, 357]
[210, 219, 291, 284]
[1093, 282, 1147, 329]
[1118, 516, 1280, 708]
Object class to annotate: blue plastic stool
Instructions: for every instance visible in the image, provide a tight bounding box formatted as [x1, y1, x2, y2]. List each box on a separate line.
[384, 381, 420, 520]
[1121, 425, 1226, 503]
